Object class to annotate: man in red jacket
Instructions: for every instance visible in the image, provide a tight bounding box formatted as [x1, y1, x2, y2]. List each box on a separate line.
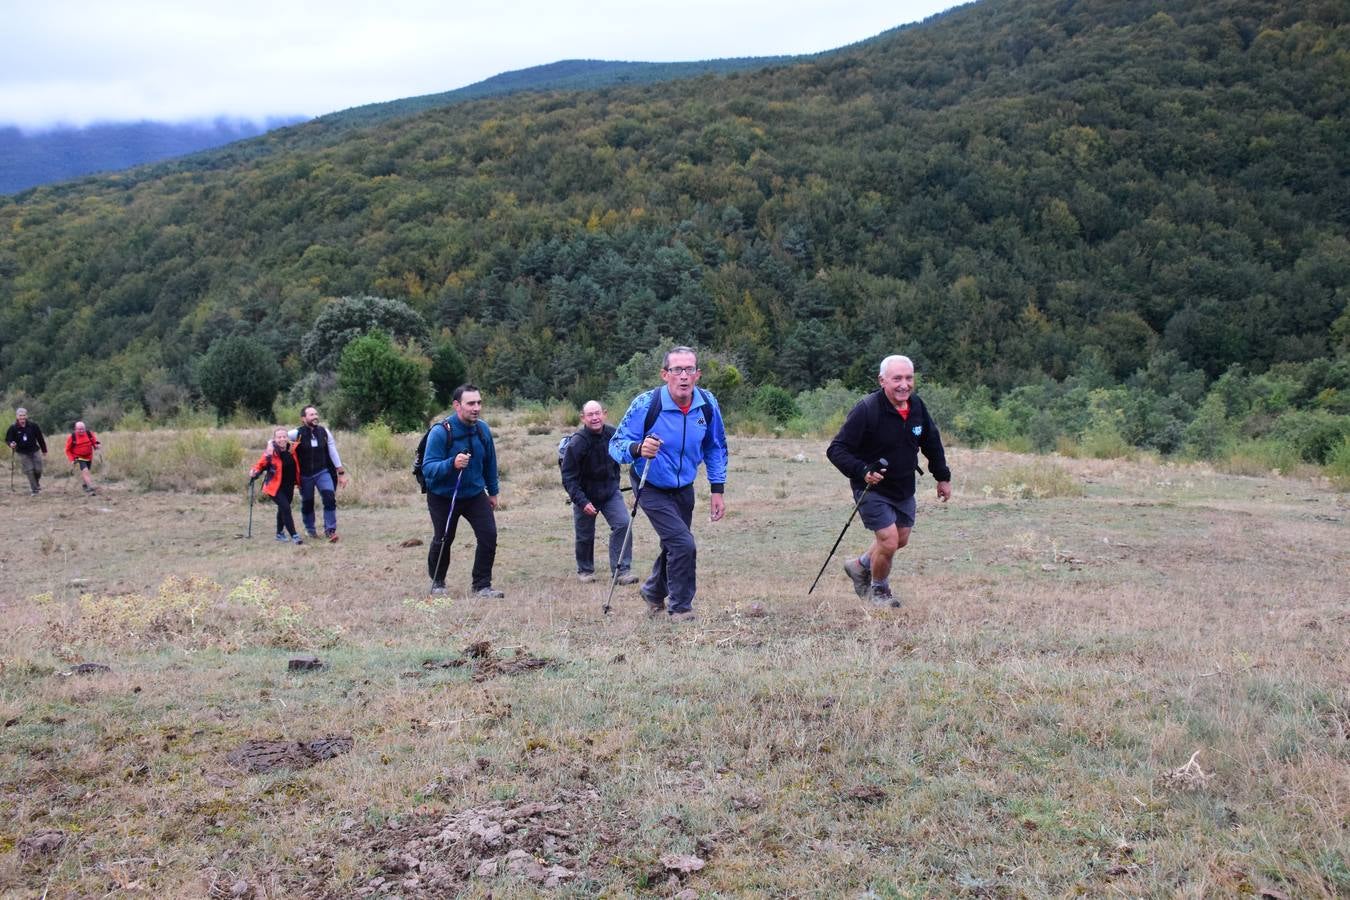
[65, 421, 100, 495]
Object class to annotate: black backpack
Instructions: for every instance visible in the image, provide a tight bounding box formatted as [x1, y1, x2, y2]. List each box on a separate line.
[413, 419, 482, 492]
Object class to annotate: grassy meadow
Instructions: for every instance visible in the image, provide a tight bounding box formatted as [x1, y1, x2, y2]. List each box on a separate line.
[0, 416, 1347, 898]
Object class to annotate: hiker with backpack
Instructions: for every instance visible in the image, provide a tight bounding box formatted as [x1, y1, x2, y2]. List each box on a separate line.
[419, 384, 504, 598]
[6, 408, 48, 495]
[64, 421, 101, 494]
[249, 427, 305, 544]
[560, 400, 639, 585]
[609, 346, 728, 622]
[826, 355, 952, 608]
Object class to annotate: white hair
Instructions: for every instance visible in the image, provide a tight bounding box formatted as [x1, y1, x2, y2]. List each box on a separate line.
[15, 407, 27, 416]
[878, 355, 914, 377]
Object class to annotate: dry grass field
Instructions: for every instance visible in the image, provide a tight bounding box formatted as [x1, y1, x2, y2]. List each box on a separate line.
[1, 420, 1347, 898]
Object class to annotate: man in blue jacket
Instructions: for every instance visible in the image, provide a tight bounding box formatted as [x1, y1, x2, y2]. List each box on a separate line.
[610, 346, 728, 622]
[827, 355, 952, 608]
[420, 384, 504, 598]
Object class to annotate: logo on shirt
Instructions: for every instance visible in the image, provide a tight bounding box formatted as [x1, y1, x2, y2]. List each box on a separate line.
[697, 417, 706, 427]
[912, 425, 923, 436]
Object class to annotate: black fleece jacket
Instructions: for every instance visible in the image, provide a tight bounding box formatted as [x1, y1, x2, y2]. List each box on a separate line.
[6, 420, 47, 455]
[827, 390, 951, 502]
[560, 425, 621, 508]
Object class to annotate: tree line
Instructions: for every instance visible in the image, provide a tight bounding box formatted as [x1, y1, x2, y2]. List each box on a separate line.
[0, 0, 1344, 470]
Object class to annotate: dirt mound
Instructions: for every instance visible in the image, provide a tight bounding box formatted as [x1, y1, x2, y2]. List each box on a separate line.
[299, 789, 613, 896]
[421, 641, 559, 682]
[226, 736, 354, 774]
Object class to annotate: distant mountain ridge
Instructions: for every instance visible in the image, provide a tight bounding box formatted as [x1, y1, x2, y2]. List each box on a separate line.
[0, 119, 303, 195]
[0, 55, 803, 195]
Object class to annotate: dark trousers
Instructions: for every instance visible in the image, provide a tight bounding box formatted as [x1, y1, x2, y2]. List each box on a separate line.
[572, 490, 632, 575]
[638, 484, 697, 613]
[273, 485, 298, 537]
[427, 491, 497, 589]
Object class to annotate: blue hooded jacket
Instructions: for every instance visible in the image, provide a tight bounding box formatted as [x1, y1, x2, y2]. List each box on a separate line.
[609, 386, 727, 491]
[421, 415, 499, 499]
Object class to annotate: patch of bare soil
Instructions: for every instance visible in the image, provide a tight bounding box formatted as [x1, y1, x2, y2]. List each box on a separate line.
[225, 736, 354, 774]
[292, 789, 614, 896]
[421, 641, 559, 682]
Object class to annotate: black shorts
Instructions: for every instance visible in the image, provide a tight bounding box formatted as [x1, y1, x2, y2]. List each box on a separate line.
[854, 490, 916, 531]
[75, 459, 92, 471]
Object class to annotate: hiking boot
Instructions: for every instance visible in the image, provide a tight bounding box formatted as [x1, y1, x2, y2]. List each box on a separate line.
[429, 581, 447, 596]
[83, 484, 94, 494]
[641, 592, 666, 618]
[275, 533, 289, 542]
[325, 529, 339, 543]
[291, 534, 304, 545]
[843, 557, 871, 599]
[475, 587, 505, 599]
[869, 584, 901, 608]
[669, 611, 697, 623]
[615, 572, 640, 586]
[577, 572, 596, 584]
[306, 530, 319, 539]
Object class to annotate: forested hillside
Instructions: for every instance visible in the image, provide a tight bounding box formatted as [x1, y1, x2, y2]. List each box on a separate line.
[1, 0, 1346, 456]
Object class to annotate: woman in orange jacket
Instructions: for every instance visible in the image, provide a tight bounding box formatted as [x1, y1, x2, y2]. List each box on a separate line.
[249, 427, 304, 544]
[65, 421, 100, 494]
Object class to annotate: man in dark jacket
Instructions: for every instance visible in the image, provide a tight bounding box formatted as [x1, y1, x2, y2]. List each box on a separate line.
[827, 355, 952, 608]
[6, 408, 48, 495]
[562, 401, 638, 585]
[293, 405, 348, 542]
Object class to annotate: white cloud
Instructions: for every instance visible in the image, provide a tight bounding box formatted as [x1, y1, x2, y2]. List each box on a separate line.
[2, 0, 961, 128]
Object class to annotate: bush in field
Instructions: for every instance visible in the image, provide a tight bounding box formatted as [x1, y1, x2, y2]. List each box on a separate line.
[197, 336, 282, 421]
[1326, 438, 1350, 489]
[751, 384, 798, 423]
[336, 332, 430, 431]
[1274, 410, 1350, 464]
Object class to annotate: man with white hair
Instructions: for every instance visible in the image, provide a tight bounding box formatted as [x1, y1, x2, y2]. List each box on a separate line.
[826, 355, 952, 607]
[5, 408, 48, 495]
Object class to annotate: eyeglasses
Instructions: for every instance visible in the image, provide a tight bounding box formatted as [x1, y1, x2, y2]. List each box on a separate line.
[664, 366, 698, 376]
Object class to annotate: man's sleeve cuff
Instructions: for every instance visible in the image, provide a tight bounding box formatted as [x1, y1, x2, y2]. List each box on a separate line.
[710, 483, 725, 494]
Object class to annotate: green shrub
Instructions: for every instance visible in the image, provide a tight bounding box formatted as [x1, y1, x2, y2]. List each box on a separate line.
[336, 332, 430, 431]
[1274, 411, 1350, 464]
[197, 336, 282, 422]
[1325, 437, 1350, 490]
[750, 384, 798, 423]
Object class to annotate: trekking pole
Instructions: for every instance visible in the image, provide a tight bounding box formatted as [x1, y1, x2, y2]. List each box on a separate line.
[430, 466, 466, 584]
[246, 477, 257, 538]
[7, 447, 13, 493]
[808, 457, 887, 594]
[603, 437, 659, 616]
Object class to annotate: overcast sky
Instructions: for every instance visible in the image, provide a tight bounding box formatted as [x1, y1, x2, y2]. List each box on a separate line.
[2, 0, 961, 130]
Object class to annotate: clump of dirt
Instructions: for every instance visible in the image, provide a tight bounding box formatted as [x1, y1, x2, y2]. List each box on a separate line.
[226, 735, 354, 774]
[421, 641, 559, 682]
[18, 830, 66, 859]
[297, 789, 616, 896]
